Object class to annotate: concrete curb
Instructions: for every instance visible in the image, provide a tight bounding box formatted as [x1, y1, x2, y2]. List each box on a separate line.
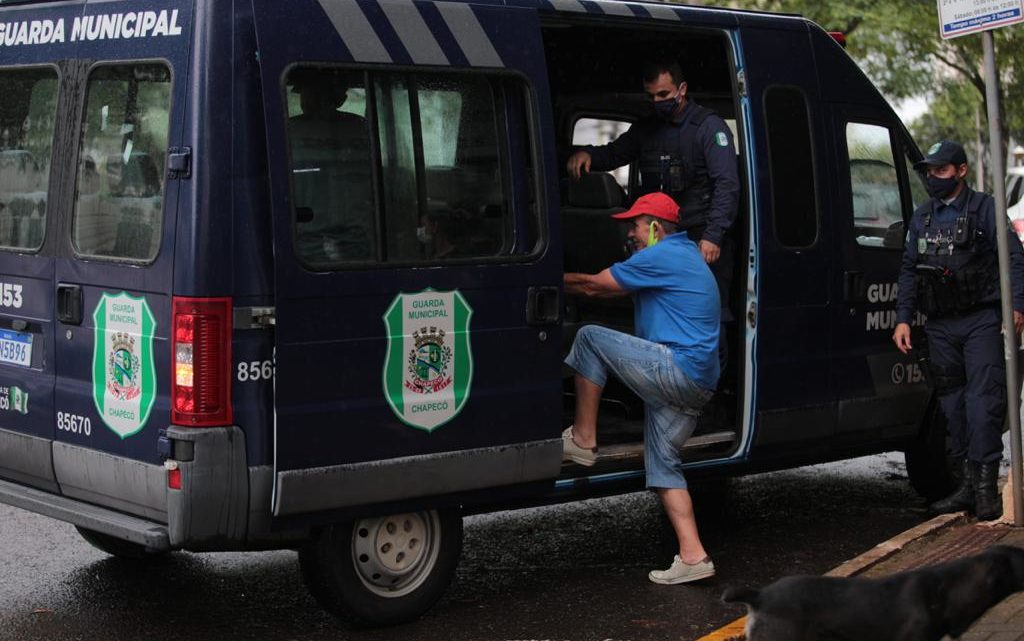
[692, 512, 969, 641]
[823, 512, 967, 578]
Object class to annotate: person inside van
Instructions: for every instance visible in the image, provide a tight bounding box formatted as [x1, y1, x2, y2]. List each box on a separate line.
[893, 140, 1024, 522]
[565, 59, 739, 384]
[419, 207, 489, 260]
[288, 70, 372, 262]
[562, 192, 719, 585]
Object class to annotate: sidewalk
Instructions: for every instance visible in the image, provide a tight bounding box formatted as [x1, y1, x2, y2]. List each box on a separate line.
[697, 496, 1024, 641]
[851, 516, 1024, 641]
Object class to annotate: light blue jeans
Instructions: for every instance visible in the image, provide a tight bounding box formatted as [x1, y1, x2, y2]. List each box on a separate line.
[565, 325, 715, 489]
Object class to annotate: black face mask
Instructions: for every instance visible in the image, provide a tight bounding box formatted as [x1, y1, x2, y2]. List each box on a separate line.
[926, 174, 960, 200]
[653, 96, 678, 120]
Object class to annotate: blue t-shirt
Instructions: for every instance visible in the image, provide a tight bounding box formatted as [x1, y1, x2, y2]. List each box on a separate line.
[609, 234, 720, 390]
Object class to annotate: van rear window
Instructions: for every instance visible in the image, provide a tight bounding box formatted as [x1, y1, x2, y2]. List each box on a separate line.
[285, 67, 531, 268]
[0, 67, 57, 252]
[72, 64, 171, 262]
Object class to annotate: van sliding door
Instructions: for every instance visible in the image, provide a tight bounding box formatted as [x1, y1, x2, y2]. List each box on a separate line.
[251, 0, 564, 518]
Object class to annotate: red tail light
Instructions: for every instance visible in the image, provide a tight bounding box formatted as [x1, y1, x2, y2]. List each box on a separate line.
[828, 31, 847, 48]
[172, 297, 232, 426]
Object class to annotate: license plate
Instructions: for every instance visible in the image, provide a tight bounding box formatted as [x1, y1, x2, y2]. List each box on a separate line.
[0, 330, 32, 367]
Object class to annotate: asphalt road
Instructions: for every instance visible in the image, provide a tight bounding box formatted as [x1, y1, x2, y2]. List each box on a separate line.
[0, 453, 931, 641]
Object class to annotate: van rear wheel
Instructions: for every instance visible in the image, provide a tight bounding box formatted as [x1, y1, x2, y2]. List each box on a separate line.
[74, 526, 168, 561]
[299, 509, 462, 626]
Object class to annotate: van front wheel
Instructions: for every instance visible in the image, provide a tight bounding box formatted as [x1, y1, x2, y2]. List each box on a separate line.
[299, 509, 462, 626]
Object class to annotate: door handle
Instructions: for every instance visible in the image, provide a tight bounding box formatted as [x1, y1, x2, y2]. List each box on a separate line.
[843, 271, 866, 303]
[526, 286, 560, 326]
[57, 283, 83, 325]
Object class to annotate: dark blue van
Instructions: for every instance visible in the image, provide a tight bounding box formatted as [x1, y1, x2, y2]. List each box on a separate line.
[0, 0, 941, 625]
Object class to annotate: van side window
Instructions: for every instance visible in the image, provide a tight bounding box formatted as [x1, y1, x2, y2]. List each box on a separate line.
[285, 68, 530, 268]
[287, 69, 374, 263]
[72, 64, 172, 262]
[765, 87, 817, 248]
[846, 123, 901, 249]
[0, 68, 57, 252]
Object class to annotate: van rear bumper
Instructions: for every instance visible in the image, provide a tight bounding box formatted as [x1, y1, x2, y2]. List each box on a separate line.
[0, 477, 170, 550]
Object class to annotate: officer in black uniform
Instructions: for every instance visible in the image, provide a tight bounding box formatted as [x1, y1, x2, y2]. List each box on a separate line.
[566, 60, 740, 380]
[894, 140, 1024, 521]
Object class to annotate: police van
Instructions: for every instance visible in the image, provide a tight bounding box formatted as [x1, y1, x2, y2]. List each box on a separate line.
[0, 0, 941, 626]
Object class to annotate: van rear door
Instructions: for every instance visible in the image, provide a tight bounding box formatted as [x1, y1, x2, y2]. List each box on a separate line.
[50, 2, 193, 520]
[0, 5, 63, 491]
[252, 0, 564, 517]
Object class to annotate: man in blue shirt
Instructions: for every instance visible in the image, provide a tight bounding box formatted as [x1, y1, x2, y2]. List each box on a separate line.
[563, 192, 720, 585]
[567, 60, 739, 379]
[894, 140, 1024, 521]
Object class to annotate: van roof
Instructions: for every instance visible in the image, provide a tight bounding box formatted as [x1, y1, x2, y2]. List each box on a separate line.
[0, 0, 806, 21]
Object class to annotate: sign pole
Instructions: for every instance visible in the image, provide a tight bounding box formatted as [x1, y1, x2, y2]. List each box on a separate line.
[981, 30, 1024, 526]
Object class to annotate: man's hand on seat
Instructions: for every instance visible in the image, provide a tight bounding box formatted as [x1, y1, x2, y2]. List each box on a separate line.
[567, 151, 592, 180]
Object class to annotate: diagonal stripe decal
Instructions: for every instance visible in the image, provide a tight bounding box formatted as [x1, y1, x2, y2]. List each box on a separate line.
[548, 0, 588, 12]
[642, 3, 681, 21]
[435, 2, 504, 68]
[379, 0, 449, 65]
[318, 0, 392, 63]
[594, 0, 634, 16]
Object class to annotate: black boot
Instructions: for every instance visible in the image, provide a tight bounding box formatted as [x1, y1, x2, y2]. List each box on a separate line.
[929, 459, 974, 514]
[971, 461, 1003, 522]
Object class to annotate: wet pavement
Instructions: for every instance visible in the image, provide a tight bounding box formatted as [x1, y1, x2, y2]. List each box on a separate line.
[0, 452, 932, 641]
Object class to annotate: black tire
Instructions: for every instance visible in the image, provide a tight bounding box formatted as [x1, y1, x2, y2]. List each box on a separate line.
[904, 402, 955, 502]
[299, 509, 462, 627]
[75, 526, 168, 561]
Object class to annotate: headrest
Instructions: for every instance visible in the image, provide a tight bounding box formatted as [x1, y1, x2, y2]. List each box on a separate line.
[566, 172, 625, 209]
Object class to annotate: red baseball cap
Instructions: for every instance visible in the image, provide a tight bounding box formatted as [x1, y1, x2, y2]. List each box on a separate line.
[610, 192, 680, 224]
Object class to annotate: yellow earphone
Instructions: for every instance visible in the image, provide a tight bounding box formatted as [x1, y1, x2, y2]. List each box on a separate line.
[648, 220, 660, 247]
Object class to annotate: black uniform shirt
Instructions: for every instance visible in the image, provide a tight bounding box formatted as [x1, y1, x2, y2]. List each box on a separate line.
[584, 101, 740, 246]
[896, 186, 1024, 324]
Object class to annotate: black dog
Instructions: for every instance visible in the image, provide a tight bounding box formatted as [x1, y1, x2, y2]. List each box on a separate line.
[722, 544, 1024, 641]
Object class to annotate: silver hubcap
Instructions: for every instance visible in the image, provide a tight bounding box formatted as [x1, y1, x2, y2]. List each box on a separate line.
[351, 511, 440, 598]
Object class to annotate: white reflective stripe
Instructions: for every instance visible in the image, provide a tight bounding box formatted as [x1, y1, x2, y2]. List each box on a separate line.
[318, 0, 392, 63]
[379, 0, 449, 65]
[643, 3, 682, 21]
[548, 0, 588, 13]
[435, 2, 504, 68]
[595, 0, 634, 17]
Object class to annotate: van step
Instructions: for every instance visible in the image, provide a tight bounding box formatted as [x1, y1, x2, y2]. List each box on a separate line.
[596, 430, 737, 462]
[0, 478, 170, 550]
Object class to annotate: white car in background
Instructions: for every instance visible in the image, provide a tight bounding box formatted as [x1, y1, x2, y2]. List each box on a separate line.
[1009, 166, 1024, 242]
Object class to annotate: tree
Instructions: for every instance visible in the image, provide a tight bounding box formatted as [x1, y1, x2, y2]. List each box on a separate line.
[690, 0, 1023, 182]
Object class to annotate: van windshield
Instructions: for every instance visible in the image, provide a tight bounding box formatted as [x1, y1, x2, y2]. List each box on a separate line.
[0, 68, 57, 251]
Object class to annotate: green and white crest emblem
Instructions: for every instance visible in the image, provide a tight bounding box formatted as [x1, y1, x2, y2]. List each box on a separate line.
[92, 292, 157, 439]
[715, 131, 729, 147]
[928, 143, 942, 155]
[382, 289, 473, 432]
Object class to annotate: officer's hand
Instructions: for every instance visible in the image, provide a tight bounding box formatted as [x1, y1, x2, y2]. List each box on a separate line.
[893, 323, 913, 354]
[1015, 310, 1024, 336]
[567, 151, 592, 180]
[699, 240, 721, 264]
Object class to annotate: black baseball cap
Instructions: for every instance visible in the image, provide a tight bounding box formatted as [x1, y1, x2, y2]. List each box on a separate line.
[913, 140, 968, 170]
